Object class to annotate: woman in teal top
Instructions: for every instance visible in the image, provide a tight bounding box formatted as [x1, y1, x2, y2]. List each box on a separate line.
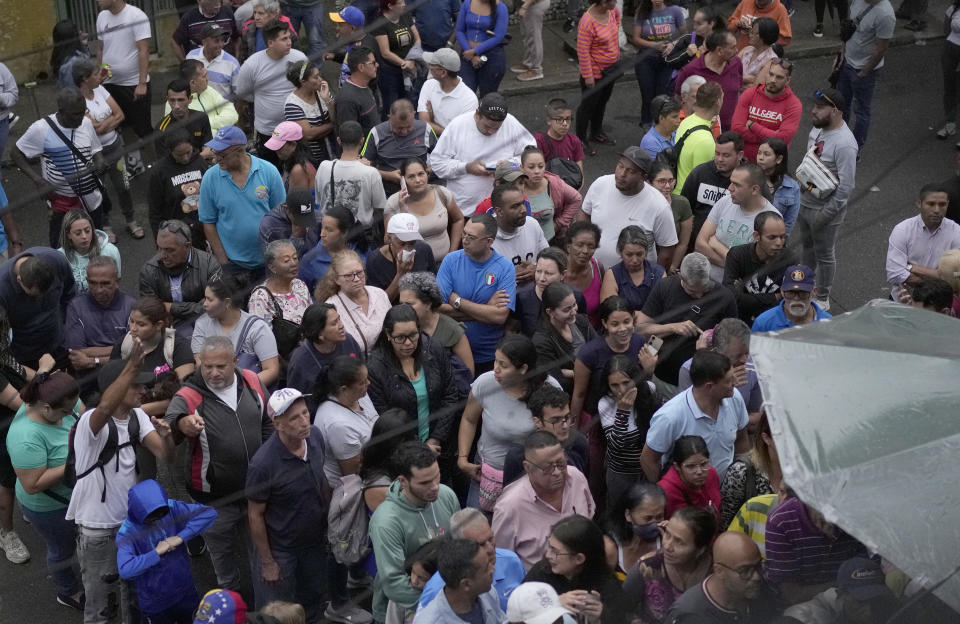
[6, 370, 84, 608]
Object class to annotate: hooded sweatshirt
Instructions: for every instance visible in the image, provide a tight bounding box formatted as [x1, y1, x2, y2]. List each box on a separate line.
[368, 480, 461, 621]
[58, 229, 123, 292]
[731, 83, 803, 161]
[657, 464, 722, 520]
[116, 479, 217, 614]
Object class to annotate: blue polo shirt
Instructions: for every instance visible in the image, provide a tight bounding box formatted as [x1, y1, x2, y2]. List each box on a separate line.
[245, 427, 329, 550]
[198, 154, 285, 269]
[419, 548, 525, 611]
[436, 249, 516, 364]
[639, 126, 675, 160]
[751, 300, 832, 333]
[645, 387, 749, 480]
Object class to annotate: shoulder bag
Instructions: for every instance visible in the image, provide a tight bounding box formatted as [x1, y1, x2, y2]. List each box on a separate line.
[252, 286, 302, 358]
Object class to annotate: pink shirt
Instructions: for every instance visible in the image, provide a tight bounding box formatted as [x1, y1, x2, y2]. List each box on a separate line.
[492, 466, 595, 570]
[327, 285, 391, 355]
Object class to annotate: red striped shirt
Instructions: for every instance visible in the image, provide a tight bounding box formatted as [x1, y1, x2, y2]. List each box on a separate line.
[577, 8, 621, 80]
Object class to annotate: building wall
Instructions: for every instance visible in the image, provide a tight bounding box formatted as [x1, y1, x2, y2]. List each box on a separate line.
[0, 0, 60, 83]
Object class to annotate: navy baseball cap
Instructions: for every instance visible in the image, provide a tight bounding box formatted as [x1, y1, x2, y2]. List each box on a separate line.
[206, 125, 247, 151]
[836, 558, 893, 602]
[782, 265, 815, 292]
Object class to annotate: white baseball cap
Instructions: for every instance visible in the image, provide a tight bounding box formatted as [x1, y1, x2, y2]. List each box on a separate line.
[505, 583, 571, 624]
[266, 388, 309, 420]
[386, 213, 423, 242]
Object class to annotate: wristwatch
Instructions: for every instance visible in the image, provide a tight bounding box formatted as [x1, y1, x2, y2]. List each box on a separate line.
[452, 296, 462, 310]
[94, 357, 101, 366]
[906, 264, 914, 274]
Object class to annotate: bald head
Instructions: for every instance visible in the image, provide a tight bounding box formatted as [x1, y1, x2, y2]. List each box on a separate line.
[713, 531, 760, 564]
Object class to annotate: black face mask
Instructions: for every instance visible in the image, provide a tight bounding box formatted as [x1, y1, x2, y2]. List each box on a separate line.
[631, 521, 661, 542]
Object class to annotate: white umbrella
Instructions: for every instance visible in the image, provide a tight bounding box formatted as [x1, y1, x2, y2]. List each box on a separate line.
[751, 300, 960, 613]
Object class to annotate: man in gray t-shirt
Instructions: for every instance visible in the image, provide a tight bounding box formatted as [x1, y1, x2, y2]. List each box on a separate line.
[837, 0, 896, 149]
[795, 88, 859, 308]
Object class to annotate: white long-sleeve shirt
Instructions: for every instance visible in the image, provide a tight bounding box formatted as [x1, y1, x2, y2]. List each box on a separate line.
[428, 112, 534, 217]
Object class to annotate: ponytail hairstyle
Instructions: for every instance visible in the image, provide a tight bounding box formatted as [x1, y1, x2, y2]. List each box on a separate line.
[133, 295, 172, 331]
[311, 355, 366, 406]
[20, 371, 80, 412]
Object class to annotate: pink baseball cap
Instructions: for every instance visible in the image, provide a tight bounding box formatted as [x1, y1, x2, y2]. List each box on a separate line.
[265, 121, 303, 151]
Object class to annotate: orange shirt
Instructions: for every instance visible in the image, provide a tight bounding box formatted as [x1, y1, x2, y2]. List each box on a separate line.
[577, 8, 621, 79]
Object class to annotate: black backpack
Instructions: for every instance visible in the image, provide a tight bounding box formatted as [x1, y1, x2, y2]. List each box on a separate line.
[656, 124, 712, 172]
[542, 139, 584, 190]
[62, 412, 141, 503]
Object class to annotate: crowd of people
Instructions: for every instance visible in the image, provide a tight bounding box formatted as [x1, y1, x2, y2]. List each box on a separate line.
[0, 0, 957, 623]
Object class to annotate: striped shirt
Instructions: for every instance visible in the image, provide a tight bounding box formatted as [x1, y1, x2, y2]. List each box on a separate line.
[728, 493, 779, 557]
[283, 91, 333, 164]
[15, 115, 102, 198]
[576, 8, 621, 80]
[599, 391, 649, 474]
[186, 48, 240, 100]
[764, 496, 866, 587]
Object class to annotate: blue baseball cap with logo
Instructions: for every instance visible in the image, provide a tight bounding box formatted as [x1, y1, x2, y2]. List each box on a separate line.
[836, 557, 893, 602]
[329, 6, 365, 28]
[205, 125, 247, 151]
[782, 265, 815, 292]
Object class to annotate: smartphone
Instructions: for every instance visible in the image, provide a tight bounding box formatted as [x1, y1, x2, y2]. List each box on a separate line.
[645, 336, 664, 355]
[485, 164, 497, 171]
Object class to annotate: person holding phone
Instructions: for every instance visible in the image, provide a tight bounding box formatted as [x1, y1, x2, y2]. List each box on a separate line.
[365, 213, 437, 303]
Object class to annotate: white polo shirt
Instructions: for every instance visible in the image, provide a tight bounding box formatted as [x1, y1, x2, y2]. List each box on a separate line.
[417, 77, 480, 130]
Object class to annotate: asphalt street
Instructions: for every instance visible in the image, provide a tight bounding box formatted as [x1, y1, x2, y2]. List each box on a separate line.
[0, 39, 954, 622]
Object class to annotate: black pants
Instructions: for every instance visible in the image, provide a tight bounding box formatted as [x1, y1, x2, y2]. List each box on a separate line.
[815, 0, 850, 24]
[943, 41, 960, 120]
[576, 68, 618, 141]
[102, 83, 153, 138]
[100, 138, 135, 223]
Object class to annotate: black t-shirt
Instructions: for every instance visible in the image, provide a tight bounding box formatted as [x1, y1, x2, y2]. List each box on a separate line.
[147, 154, 209, 247]
[680, 162, 731, 252]
[372, 14, 415, 64]
[364, 242, 436, 292]
[335, 81, 381, 136]
[723, 243, 795, 325]
[110, 334, 195, 381]
[641, 276, 738, 385]
[156, 109, 213, 152]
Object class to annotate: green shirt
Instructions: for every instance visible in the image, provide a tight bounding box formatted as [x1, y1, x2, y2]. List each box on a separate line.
[528, 188, 556, 243]
[411, 371, 430, 442]
[6, 400, 82, 512]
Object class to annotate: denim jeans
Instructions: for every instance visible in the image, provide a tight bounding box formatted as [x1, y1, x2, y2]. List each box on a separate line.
[459, 45, 507, 98]
[203, 500, 251, 591]
[252, 542, 327, 622]
[78, 525, 129, 624]
[837, 62, 879, 149]
[282, 2, 326, 59]
[634, 50, 674, 125]
[795, 205, 847, 300]
[22, 505, 81, 597]
[0, 115, 9, 165]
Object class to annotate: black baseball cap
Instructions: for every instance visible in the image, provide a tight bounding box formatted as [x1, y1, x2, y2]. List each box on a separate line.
[285, 187, 315, 228]
[812, 87, 845, 110]
[98, 359, 156, 392]
[479, 92, 508, 121]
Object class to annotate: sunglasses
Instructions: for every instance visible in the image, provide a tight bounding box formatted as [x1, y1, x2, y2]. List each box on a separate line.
[814, 89, 838, 109]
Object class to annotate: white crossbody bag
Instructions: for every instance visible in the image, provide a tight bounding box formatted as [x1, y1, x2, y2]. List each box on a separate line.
[795, 135, 840, 199]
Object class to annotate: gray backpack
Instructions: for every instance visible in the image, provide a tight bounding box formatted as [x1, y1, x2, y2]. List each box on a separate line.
[327, 474, 371, 565]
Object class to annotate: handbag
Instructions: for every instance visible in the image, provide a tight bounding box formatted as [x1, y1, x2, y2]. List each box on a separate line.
[252, 286, 301, 358]
[235, 315, 265, 373]
[42, 116, 104, 213]
[664, 33, 696, 69]
[795, 139, 840, 199]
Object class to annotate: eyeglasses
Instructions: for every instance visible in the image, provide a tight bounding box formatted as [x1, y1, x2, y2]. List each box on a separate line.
[716, 560, 765, 580]
[782, 289, 812, 300]
[680, 459, 712, 473]
[814, 89, 838, 109]
[462, 232, 492, 243]
[526, 459, 568, 474]
[549, 117, 572, 124]
[541, 415, 573, 426]
[389, 332, 419, 345]
[653, 177, 677, 187]
[339, 269, 365, 282]
[159, 220, 192, 240]
[361, 59, 379, 67]
[545, 544, 576, 558]
[772, 57, 794, 71]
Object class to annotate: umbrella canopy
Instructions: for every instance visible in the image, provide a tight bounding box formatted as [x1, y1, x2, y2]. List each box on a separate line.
[751, 300, 960, 613]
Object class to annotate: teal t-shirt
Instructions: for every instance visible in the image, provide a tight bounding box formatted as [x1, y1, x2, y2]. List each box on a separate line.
[411, 372, 430, 442]
[6, 400, 82, 512]
[528, 189, 556, 243]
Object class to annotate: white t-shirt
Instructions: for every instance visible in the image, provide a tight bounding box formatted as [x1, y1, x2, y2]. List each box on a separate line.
[314, 396, 379, 488]
[234, 48, 309, 134]
[705, 196, 780, 282]
[66, 408, 155, 528]
[210, 376, 239, 411]
[16, 115, 103, 205]
[581, 176, 679, 268]
[85, 85, 118, 146]
[428, 112, 535, 217]
[492, 217, 549, 269]
[416, 78, 479, 130]
[97, 4, 152, 87]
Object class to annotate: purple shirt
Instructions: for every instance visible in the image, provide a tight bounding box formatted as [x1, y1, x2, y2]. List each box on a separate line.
[885, 214, 960, 296]
[63, 290, 135, 350]
[674, 55, 743, 130]
[764, 497, 866, 587]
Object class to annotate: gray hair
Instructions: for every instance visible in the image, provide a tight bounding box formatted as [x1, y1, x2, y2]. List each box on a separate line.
[680, 75, 707, 97]
[264, 239, 297, 271]
[449, 508, 489, 538]
[397, 271, 443, 310]
[200, 335, 236, 356]
[253, 0, 280, 14]
[616, 226, 654, 254]
[157, 219, 192, 246]
[679, 252, 711, 289]
[712, 318, 751, 352]
[86, 255, 119, 277]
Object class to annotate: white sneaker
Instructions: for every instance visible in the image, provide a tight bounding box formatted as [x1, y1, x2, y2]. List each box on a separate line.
[936, 122, 956, 139]
[325, 602, 373, 624]
[0, 529, 30, 564]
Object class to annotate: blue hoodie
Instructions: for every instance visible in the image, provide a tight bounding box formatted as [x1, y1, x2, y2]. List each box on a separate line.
[116, 479, 217, 614]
